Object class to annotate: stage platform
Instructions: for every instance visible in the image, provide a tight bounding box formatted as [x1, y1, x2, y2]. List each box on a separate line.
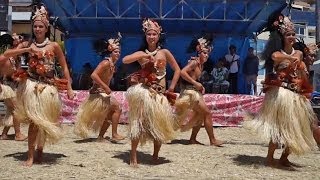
[59, 91, 264, 127]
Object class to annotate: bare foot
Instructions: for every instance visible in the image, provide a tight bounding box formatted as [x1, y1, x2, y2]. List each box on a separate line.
[96, 137, 109, 143]
[279, 158, 292, 167]
[34, 149, 43, 164]
[0, 134, 9, 140]
[189, 139, 204, 145]
[15, 134, 27, 141]
[130, 157, 138, 168]
[151, 156, 160, 165]
[111, 134, 125, 142]
[265, 158, 277, 168]
[22, 158, 34, 167]
[210, 139, 224, 147]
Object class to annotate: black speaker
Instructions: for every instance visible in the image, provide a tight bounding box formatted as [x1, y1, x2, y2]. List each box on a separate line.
[0, 0, 8, 31]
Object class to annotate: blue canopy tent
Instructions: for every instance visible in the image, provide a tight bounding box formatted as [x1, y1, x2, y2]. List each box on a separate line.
[41, 0, 287, 92]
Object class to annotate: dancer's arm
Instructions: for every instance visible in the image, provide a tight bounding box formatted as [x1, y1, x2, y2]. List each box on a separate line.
[122, 51, 151, 64]
[3, 43, 33, 58]
[53, 42, 74, 99]
[164, 49, 180, 92]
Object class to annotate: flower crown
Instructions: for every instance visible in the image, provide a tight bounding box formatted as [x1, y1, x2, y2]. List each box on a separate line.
[32, 5, 49, 27]
[107, 32, 122, 52]
[278, 16, 295, 35]
[196, 37, 212, 53]
[142, 18, 162, 34]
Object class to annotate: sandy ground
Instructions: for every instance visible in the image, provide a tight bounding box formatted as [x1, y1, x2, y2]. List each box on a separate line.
[0, 124, 319, 180]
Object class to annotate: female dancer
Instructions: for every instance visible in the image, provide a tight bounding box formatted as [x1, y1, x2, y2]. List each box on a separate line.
[174, 35, 223, 146]
[245, 16, 316, 168]
[4, 5, 74, 166]
[0, 33, 27, 141]
[74, 34, 124, 142]
[123, 18, 180, 167]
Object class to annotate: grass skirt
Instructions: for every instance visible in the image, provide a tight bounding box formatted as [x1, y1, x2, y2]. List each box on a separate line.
[74, 93, 113, 138]
[0, 84, 16, 127]
[126, 84, 176, 145]
[244, 87, 316, 155]
[174, 89, 202, 131]
[0, 83, 16, 100]
[14, 79, 62, 145]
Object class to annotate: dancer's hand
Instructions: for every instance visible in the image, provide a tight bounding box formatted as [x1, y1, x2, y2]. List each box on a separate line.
[103, 87, 112, 95]
[28, 46, 38, 55]
[167, 87, 174, 92]
[195, 82, 205, 94]
[289, 56, 299, 63]
[147, 54, 155, 63]
[67, 89, 75, 100]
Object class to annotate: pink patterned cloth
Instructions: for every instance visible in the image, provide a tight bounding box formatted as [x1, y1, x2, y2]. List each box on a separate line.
[59, 91, 263, 126]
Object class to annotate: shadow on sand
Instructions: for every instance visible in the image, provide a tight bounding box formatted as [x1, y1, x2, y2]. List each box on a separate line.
[168, 139, 192, 145]
[232, 154, 303, 171]
[112, 151, 171, 166]
[73, 138, 97, 143]
[4, 152, 67, 165]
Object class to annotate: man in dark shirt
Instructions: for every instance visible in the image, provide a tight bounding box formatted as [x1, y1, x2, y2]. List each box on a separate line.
[243, 47, 259, 95]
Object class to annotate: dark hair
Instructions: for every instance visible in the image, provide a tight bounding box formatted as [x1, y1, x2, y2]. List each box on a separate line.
[262, 29, 284, 74]
[293, 38, 307, 57]
[187, 33, 213, 53]
[263, 11, 284, 33]
[93, 39, 112, 57]
[229, 45, 236, 50]
[0, 34, 14, 47]
[138, 33, 166, 51]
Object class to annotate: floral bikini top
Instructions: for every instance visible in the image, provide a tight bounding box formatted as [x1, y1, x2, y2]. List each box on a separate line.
[264, 49, 313, 98]
[28, 50, 56, 79]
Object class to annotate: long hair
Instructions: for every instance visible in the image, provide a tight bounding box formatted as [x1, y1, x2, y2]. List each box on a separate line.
[93, 39, 111, 57]
[261, 12, 285, 74]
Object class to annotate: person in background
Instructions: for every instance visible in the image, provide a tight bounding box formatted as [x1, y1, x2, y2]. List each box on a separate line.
[211, 60, 229, 94]
[225, 45, 240, 94]
[243, 47, 259, 95]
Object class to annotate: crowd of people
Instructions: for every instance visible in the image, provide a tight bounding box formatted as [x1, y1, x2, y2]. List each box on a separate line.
[0, 4, 319, 170]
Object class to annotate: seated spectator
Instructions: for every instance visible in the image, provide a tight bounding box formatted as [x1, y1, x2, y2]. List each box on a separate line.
[211, 61, 229, 94]
[200, 70, 213, 93]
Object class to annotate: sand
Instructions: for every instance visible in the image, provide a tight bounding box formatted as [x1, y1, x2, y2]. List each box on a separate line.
[0, 124, 319, 179]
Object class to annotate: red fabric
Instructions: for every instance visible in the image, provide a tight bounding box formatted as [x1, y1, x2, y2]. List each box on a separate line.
[59, 91, 263, 126]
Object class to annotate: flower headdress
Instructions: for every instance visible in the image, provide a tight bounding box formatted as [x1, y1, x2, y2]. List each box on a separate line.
[196, 37, 213, 53]
[278, 16, 295, 35]
[142, 18, 162, 34]
[107, 32, 122, 52]
[32, 5, 49, 28]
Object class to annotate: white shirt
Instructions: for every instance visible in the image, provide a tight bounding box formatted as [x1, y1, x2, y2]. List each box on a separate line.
[225, 54, 240, 73]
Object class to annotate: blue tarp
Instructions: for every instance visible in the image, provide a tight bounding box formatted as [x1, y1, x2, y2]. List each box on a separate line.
[41, 0, 287, 93]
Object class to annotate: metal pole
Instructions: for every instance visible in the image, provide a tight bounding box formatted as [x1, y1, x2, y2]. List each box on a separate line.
[7, 5, 12, 34]
[316, 0, 320, 44]
[313, 0, 320, 91]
